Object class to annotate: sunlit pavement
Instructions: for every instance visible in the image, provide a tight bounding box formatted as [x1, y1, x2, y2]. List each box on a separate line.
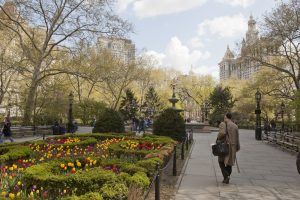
[175, 129, 300, 200]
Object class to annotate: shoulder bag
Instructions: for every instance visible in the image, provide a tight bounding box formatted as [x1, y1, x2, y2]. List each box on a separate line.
[212, 122, 229, 156]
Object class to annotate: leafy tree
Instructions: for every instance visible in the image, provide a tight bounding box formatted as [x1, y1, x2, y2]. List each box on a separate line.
[244, 0, 300, 128]
[153, 108, 186, 141]
[119, 89, 139, 121]
[142, 87, 161, 118]
[0, 0, 131, 124]
[74, 99, 106, 125]
[209, 86, 235, 125]
[92, 108, 124, 133]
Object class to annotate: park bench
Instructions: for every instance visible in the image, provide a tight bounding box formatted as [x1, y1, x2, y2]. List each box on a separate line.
[263, 128, 300, 152]
[10, 126, 52, 138]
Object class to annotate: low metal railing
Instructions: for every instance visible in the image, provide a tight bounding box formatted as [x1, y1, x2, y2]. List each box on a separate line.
[144, 131, 194, 200]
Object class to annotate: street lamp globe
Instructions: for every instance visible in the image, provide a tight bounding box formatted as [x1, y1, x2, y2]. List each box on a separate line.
[281, 101, 285, 110]
[255, 89, 261, 102]
[69, 92, 74, 104]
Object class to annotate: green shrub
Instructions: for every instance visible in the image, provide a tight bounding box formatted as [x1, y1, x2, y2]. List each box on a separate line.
[0, 146, 33, 164]
[62, 192, 103, 200]
[153, 108, 186, 141]
[100, 159, 147, 175]
[108, 141, 150, 159]
[129, 172, 150, 189]
[136, 157, 163, 176]
[100, 182, 128, 200]
[120, 163, 147, 175]
[92, 108, 125, 133]
[23, 160, 118, 197]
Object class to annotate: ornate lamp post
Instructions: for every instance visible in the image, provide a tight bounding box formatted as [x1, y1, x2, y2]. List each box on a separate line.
[201, 101, 210, 123]
[130, 99, 137, 131]
[201, 104, 205, 123]
[7, 95, 12, 118]
[67, 92, 74, 133]
[281, 101, 285, 131]
[255, 89, 262, 140]
[204, 101, 210, 121]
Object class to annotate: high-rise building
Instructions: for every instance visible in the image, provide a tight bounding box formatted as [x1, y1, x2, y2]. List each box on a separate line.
[97, 36, 135, 64]
[219, 15, 261, 81]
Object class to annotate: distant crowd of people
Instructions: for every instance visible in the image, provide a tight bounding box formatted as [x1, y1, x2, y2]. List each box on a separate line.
[52, 119, 78, 135]
[132, 117, 152, 134]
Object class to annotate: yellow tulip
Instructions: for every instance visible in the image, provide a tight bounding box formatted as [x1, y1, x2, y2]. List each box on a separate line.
[1, 191, 6, 196]
[17, 192, 21, 197]
[36, 190, 39, 194]
[17, 181, 21, 186]
[8, 193, 15, 199]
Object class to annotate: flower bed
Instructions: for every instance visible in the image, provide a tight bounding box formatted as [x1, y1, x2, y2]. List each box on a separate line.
[0, 133, 175, 199]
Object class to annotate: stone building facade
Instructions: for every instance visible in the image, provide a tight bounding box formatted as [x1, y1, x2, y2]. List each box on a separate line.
[219, 15, 261, 81]
[97, 36, 135, 64]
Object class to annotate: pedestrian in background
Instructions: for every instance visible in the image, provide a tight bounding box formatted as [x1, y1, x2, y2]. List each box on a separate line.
[1, 116, 14, 143]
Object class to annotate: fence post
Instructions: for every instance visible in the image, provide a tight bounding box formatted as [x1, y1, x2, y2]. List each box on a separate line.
[155, 163, 160, 200]
[33, 125, 36, 136]
[181, 138, 184, 160]
[173, 145, 177, 176]
[43, 133, 45, 140]
[186, 136, 189, 151]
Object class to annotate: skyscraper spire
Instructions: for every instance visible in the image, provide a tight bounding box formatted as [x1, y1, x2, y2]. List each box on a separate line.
[246, 15, 258, 44]
[223, 45, 234, 60]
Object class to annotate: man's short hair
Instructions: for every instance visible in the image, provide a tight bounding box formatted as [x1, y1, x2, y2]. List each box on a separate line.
[225, 112, 232, 119]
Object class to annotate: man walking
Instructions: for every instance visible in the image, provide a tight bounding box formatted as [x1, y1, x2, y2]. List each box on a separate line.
[1, 117, 14, 143]
[217, 113, 240, 184]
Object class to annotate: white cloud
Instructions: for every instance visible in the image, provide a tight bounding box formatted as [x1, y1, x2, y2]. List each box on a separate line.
[189, 37, 205, 49]
[144, 51, 166, 66]
[193, 65, 219, 79]
[145, 37, 211, 74]
[117, 0, 135, 11]
[117, 0, 208, 18]
[216, 0, 256, 7]
[197, 14, 247, 38]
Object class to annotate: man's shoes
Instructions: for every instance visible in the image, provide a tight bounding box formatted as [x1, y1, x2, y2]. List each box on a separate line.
[223, 177, 230, 184]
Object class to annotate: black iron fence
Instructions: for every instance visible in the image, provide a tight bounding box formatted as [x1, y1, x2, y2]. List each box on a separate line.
[144, 130, 194, 200]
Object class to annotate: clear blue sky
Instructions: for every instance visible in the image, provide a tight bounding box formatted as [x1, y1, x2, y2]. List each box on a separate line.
[116, 0, 277, 80]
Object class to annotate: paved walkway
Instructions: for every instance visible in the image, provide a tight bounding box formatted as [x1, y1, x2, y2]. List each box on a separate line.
[176, 129, 300, 200]
[1, 126, 93, 143]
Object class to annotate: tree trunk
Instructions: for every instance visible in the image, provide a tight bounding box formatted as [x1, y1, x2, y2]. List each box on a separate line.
[23, 64, 41, 125]
[295, 90, 300, 131]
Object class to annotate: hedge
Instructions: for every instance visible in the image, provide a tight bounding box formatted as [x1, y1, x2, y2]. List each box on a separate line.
[0, 146, 33, 164]
[62, 192, 103, 200]
[22, 158, 151, 198]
